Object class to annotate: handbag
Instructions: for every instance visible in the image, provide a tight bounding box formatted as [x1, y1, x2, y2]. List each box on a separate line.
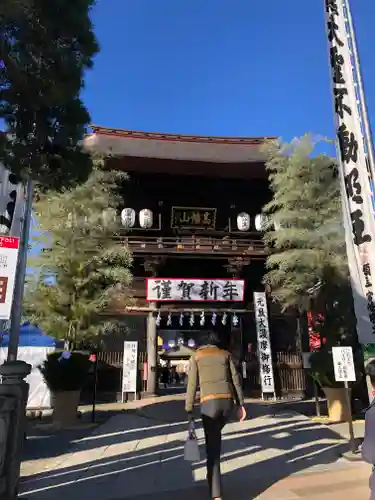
[184, 422, 200, 462]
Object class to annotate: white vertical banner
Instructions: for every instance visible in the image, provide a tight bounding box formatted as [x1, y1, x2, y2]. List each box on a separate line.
[254, 292, 275, 395]
[121, 341, 138, 401]
[325, 0, 375, 344]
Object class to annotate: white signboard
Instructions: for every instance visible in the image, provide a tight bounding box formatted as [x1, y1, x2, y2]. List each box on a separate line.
[0, 236, 20, 320]
[325, 0, 375, 344]
[332, 346, 356, 382]
[254, 292, 275, 394]
[122, 341, 138, 397]
[147, 278, 244, 302]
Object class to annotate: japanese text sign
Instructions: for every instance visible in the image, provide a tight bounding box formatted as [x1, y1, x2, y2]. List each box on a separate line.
[332, 346, 356, 382]
[254, 292, 275, 394]
[171, 206, 216, 229]
[326, 0, 375, 344]
[122, 341, 138, 394]
[146, 278, 245, 302]
[0, 236, 19, 320]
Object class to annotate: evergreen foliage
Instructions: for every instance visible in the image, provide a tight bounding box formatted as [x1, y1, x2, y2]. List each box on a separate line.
[39, 351, 91, 392]
[0, 0, 99, 189]
[25, 162, 133, 345]
[262, 135, 348, 312]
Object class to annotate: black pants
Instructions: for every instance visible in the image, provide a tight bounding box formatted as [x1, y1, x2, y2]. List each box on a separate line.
[201, 399, 233, 499]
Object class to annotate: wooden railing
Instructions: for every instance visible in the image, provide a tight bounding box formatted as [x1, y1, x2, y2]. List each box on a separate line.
[244, 352, 306, 397]
[97, 350, 305, 398]
[122, 235, 267, 257]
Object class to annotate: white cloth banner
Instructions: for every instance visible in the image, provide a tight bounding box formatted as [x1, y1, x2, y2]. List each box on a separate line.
[122, 341, 138, 395]
[254, 292, 275, 394]
[0, 346, 53, 409]
[325, 0, 375, 344]
[147, 278, 245, 302]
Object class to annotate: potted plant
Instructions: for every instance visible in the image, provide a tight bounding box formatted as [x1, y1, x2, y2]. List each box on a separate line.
[39, 351, 91, 427]
[309, 347, 359, 422]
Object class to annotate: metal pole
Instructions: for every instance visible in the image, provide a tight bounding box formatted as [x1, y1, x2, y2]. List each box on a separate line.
[344, 380, 357, 454]
[92, 353, 98, 423]
[343, 0, 375, 178]
[7, 180, 33, 362]
[313, 381, 321, 417]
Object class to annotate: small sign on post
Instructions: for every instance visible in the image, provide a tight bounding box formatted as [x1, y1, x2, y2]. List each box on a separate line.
[332, 346, 357, 454]
[122, 341, 138, 403]
[0, 236, 20, 320]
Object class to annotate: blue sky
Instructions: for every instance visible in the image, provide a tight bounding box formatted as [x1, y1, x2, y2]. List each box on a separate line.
[82, 0, 375, 144]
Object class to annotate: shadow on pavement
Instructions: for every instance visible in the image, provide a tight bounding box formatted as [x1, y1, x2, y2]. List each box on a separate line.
[23, 408, 124, 462]
[19, 398, 362, 500]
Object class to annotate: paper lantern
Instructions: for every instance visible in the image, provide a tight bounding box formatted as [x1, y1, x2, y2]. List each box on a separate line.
[139, 209, 153, 229]
[121, 208, 136, 228]
[236, 212, 251, 232]
[255, 213, 267, 231]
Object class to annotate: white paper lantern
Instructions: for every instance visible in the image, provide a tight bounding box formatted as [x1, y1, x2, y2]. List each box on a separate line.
[236, 212, 251, 232]
[121, 208, 136, 228]
[232, 313, 239, 327]
[255, 213, 267, 232]
[139, 209, 153, 229]
[211, 312, 217, 326]
[179, 313, 184, 326]
[188, 338, 195, 348]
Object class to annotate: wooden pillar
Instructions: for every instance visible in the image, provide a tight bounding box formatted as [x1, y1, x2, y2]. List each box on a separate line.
[146, 302, 158, 395]
[143, 257, 164, 396]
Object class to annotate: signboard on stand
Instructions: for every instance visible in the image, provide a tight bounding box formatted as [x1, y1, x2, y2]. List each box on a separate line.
[0, 236, 20, 320]
[332, 345, 357, 453]
[332, 346, 356, 382]
[121, 341, 138, 402]
[254, 292, 275, 397]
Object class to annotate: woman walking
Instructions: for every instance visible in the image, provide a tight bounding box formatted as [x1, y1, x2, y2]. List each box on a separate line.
[185, 331, 246, 500]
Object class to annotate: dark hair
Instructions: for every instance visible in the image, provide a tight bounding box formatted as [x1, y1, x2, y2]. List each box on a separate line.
[203, 330, 221, 347]
[366, 360, 375, 385]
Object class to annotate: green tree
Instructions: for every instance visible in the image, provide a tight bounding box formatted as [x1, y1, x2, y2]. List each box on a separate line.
[25, 163, 133, 346]
[263, 136, 363, 390]
[0, 0, 99, 189]
[262, 135, 348, 313]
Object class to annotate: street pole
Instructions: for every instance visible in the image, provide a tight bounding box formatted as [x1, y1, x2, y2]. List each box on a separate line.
[344, 380, 357, 454]
[7, 180, 33, 362]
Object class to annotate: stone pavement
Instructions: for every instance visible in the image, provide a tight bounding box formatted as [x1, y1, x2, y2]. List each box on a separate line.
[19, 396, 372, 499]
